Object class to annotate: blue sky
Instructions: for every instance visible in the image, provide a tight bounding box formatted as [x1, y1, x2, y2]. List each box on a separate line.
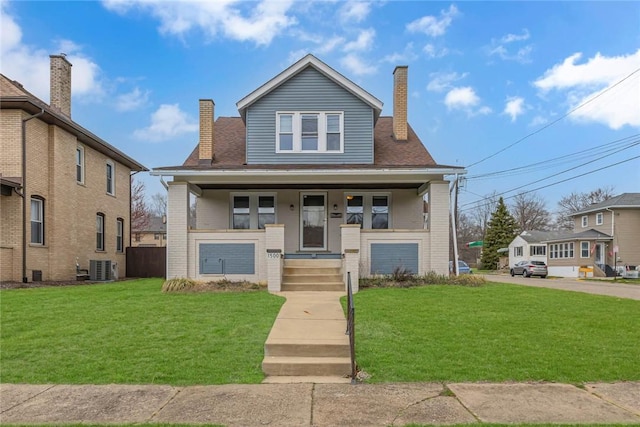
[1, 0, 639, 216]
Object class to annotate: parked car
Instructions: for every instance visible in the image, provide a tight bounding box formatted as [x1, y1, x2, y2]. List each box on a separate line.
[449, 260, 472, 274]
[510, 260, 548, 278]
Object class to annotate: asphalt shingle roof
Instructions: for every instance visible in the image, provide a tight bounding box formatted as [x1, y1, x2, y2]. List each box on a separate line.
[572, 193, 640, 216]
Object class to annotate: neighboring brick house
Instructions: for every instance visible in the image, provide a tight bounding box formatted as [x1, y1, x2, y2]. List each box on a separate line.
[132, 215, 167, 247]
[152, 55, 464, 292]
[544, 193, 640, 277]
[0, 55, 146, 282]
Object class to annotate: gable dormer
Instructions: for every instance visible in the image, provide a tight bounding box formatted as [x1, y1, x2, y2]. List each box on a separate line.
[236, 55, 383, 165]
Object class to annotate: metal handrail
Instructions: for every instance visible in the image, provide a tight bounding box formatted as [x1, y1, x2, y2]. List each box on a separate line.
[345, 272, 356, 383]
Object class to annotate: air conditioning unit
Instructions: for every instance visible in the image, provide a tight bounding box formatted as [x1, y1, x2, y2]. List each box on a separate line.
[90, 260, 112, 281]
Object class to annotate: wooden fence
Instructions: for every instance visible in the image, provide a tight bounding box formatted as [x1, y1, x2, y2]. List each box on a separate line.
[126, 247, 166, 278]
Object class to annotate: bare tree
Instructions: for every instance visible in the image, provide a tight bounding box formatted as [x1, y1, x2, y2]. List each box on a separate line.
[150, 192, 167, 217]
[470, 191, 499, 240]
[555, 186, 615, 230]
[456, 212, 483, 264]
[131, 179, 151, 232]
[510, 192, 551, 232]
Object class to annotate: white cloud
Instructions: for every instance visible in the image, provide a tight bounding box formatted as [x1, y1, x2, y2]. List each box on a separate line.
[0, 3, 104, 102]
[427, 71, 468, 92]
[341, 54, 377, 76]
[534, 49, 640, 129]
[343, 28, 375, 52]
[339, 1, 371, 23]
[406, 4, 458, 37]
[382, 42, 418, 63]
[488, 28, 533, 63]
[103, 0, 297, 46]
[444, 86, 492, 116]
[318, 36, 346, 54]
[529, 115, 548, 128]
[423, 43, 450, 59]
[503, 96, 525, 122]
[134, 104, 198, 142]
[115, 87, 150, 112]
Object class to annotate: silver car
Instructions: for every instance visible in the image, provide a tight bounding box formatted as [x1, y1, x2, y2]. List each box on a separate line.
[510, 260, 548, 278]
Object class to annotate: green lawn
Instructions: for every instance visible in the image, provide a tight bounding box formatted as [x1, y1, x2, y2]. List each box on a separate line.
[350, 283, 640, 383]
[0, 279, 284, 385]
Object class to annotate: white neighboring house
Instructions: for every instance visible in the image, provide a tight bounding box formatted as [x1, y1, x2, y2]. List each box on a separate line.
[508, 231, 558, 268]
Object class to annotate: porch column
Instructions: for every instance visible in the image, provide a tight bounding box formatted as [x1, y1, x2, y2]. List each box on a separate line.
[341, 224, 361, 293]
[265, 224, 284, 292]
[167, 182, 189, 279]
[427, 180, 450, 276]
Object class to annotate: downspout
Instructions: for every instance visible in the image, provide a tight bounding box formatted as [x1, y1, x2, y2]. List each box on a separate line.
[450, 175, 460, 276]
[21, 109, 45, 283]
[129, 171, 142, 249]
[605, 207, 615, 267]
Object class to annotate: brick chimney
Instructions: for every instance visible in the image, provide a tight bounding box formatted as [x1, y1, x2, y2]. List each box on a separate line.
[392, 65, 408, 142]
[198, 99, 215, 164]
[50, 54, 72, 117]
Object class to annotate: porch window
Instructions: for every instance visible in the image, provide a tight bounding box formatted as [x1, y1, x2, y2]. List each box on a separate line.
[258, 196, 275, 229]
[231, 194, 276, 230]
[232, 196, 251, 229]
[276, 112, 343, 153]
[549, 242, 574, 259]
[580, 241, 589, 258]
[346, 196, 363, 227]
[345, 193, 391, 229]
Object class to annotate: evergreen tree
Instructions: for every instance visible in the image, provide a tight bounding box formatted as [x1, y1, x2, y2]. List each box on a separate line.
[481, 197, 518, 270]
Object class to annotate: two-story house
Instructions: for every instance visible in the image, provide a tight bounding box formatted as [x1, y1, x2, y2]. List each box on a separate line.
[0, 55, 146, 283]
[132, 215, 167, 247]
[152, 55, 464, 292]
[544, 193, 640, 277]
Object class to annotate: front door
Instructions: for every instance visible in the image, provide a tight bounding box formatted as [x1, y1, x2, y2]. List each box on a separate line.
[595, 242, 605, 266]
[300, 192, 327, 250]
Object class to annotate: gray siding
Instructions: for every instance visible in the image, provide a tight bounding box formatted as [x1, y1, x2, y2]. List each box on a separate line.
[199, 243, 255, 274]
[370, 243, 419, 275]
[246, 67, 374, 164]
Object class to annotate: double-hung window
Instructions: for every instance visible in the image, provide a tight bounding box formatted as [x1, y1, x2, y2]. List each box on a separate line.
[596, 212, 603, 225]
[277, 112, 343, 153]
[232, 194, 276, 229]
[106, 161, 115, 195]
[530, 245, 546, 256]
[30, 197, 44, 244]
[96, 213, 105, 251]
[116, 218, 124, 252]
[76, 146, 85, 184]
[580, 241, 589, 258]
[581, 216, 588, 227]
[514, 246, 523, 257]
[345, 194, 390, 229]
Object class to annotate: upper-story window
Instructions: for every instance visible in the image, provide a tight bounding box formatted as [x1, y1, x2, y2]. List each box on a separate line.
[581, 216, 588, 228]
[276, 112, 343, 153]
[76, 146, 85, 184]
[106, 161, 115, 195]
[596, 212, 603, 225]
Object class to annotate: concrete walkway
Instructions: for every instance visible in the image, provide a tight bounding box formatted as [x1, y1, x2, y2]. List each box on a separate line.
[2, 382, 639, 425]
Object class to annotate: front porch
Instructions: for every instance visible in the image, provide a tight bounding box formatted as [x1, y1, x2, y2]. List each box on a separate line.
[165, 180, 451, 292]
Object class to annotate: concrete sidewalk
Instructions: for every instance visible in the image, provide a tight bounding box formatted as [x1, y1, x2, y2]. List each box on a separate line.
[2, 382, 639, 426]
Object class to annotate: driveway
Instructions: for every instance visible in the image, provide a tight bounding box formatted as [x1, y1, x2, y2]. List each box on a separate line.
[482, 274, 640, 301]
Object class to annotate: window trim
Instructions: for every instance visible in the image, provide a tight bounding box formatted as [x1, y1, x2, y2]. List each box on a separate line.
[96, 213, 105, 251]
[276, 111, 344, 153]
[116, 218, 124, 253]
[595, 212, 603, 225]
[76, 146, 85, 184]
[514, 246, 523, 257]
[229, 193, 277, 230]
[549, 242, 575, 259]
[530, 245, 546, 256]
[344, 192, 391, 229]
[106, 160, 115, 196]
[30, 196, 44, 245]
[581, 215, 588, 228]
[580, 241, 590, 258]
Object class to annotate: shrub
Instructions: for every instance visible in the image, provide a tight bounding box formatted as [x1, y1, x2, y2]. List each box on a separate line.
[359, 271, 485, 289]
[162, 278, 199, 293]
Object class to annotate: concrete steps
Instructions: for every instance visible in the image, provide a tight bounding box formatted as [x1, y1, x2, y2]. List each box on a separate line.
[262, 291, 352, 381]
[281, 259, 345, 292]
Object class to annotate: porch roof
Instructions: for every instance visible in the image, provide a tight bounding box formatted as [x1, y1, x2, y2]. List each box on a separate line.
[543, 229, 612, 243]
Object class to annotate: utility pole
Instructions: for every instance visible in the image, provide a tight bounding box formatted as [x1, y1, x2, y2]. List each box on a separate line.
[450, 175, 460, 276]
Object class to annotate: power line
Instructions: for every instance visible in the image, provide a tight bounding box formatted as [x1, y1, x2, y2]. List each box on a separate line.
[466, 67, 640, 169]
[466, 134, 640, 181]
[459, 155, 640, 213]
